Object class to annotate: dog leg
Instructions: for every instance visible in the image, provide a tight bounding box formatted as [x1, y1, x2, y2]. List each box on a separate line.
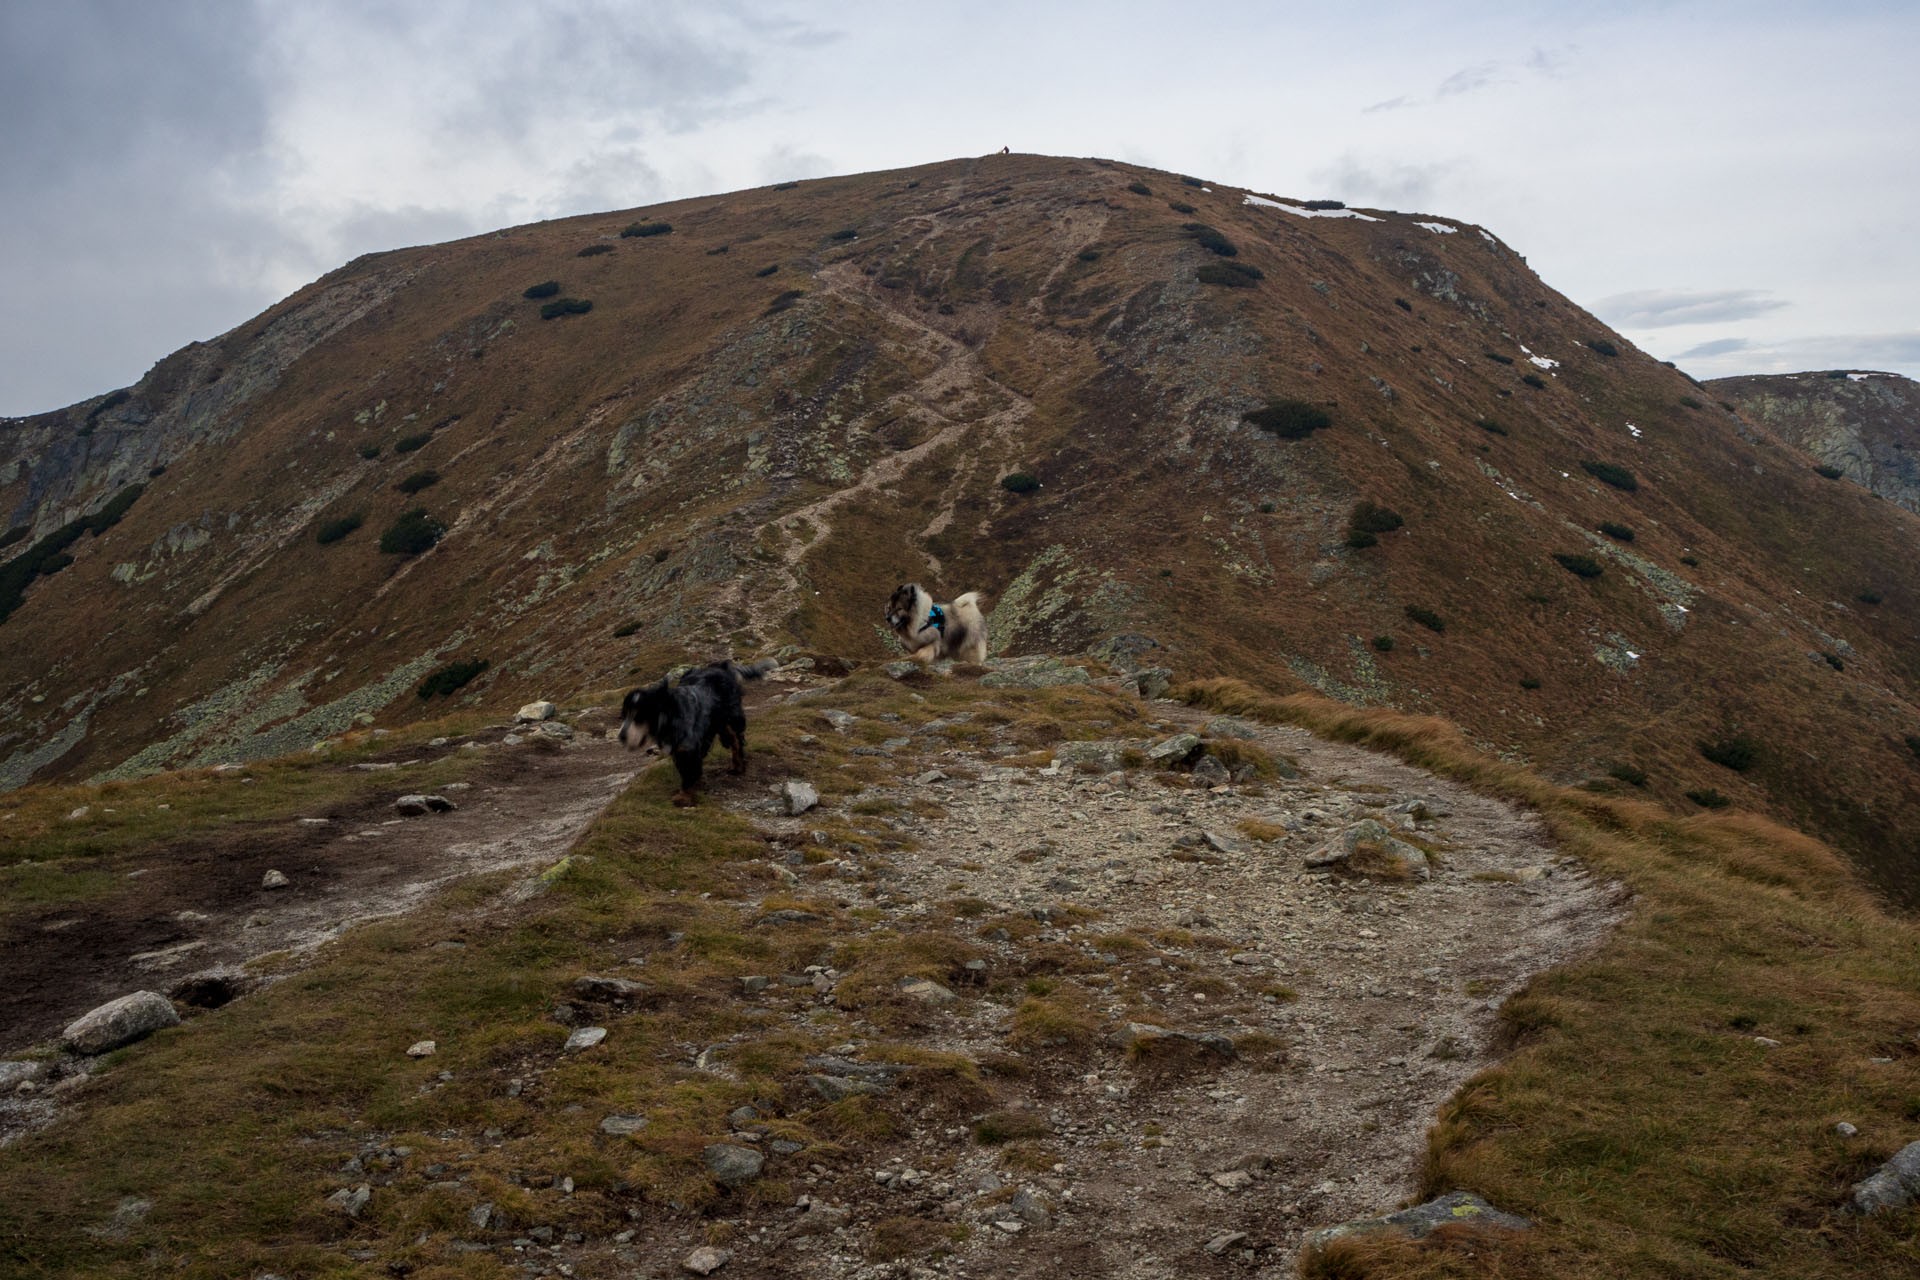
[727, 721, 748, 774]
[672, 752, 704, 806]
[671, 790, 698, 807]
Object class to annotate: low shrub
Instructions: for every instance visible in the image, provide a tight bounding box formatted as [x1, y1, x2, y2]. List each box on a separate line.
[1197, 261, 1262, 287]
[1372, 635, 1394, 652]
[1813, 464, 1843, 479]
[612, 620, 641, 638]
[522, 280, 560, 299]
[1522, 373, 1548, 389]
[540, 297, 593, 319]
[1680, 554, 1700, 567]
[1349, 502, 1404, 535]
[765, 289, 805, 315]
[705, 244, 728, 255]
[0, 527, 25, 550]
[379, 507, 446, 556]
[575, 243, 614, 257]
[1302, 199, 1345, 210]
[1484, 352, 1515, 365]
[1126, 181, 1152, 195]
[773, 180, 799, 190]
[1686, 788, 1731, 809]
[1180, 175, 1204, 187]
[1000, 472, 1040, 494]
[1404, 605, 1444, 632]
[1679, 396, 1704, 409]
[0, 483, 147, 624]
[754, 264, 778, 277]
[1182, 223, 1237, 256]
[1581, 460, 1638, 491]
[393, 432, 432, 454]
[396, 469, 440, 495]
[1477, 417, 1508, 436]
[620, 221, 672, 237]
[1699, 734, 1759, 772]
[1394, 297, 1412, 311]
[1167, 200, 1195, 214]
[38, 552, 73, 575]
[314, 513, 364, 545]
[1906, 735, 1920, 760]
[828, 228, 858, 241]
[1258, 501, 1275, 513]
[1608, 763, 1649, 787]
[1858, 589, 1883, 605]
[418, 658, 487, 700]
[1519, 676, 1542, 690]
[1554, 553, 1604, 578]
[1076, 249, 1101, 262]
[1719, 400, 1738, 412]
[1820, 651, 1845, 672]
[1346, 529, 1378, 549]
[1244, 399, 1330, 439]
[1827, 369, 1849, 378]
[1599, 521, 1635, 541]
[1587, 338, 1620, 357]
[356, 442, 381, 459]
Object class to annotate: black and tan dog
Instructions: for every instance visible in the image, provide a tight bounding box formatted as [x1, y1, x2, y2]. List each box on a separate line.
[886, 583, 988, 664]
[617, 659, 775, 806]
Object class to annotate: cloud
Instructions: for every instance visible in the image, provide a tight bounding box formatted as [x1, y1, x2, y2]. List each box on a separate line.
[1364, 46, 1572, 113]
[1666, 332, 1920, 380]
[1675, 338, 1751, 358]
[1435, 62, 1502, 99]
[1310, 154, 1451, 211]
[1592, 289, 1791, 328]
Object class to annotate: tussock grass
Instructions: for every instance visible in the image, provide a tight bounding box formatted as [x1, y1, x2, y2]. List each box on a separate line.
[1176, 676, 1920, 1280]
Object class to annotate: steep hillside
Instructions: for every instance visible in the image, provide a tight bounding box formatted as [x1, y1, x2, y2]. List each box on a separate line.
[1710, 370, 1920, 513]
[6, 155, 1920, 903]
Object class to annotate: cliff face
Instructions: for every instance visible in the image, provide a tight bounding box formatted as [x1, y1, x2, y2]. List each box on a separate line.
[5, 154, 1920, 902]
[1709, 370, 1920, 513]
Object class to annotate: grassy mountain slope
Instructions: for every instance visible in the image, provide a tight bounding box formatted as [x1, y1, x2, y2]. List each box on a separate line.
[4, 155, 1920, 902]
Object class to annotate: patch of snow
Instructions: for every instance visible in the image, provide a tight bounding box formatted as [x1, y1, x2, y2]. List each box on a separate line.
[1243, 194, 1382, 222]
[1626, 423, 1643, 438]
[1414, 221, 1457, 234]
[1529, 355, 1559, 369]
[1626, 650, 1640, 660]
[1847, 372, 1889, 381]
[1479, 229, 1496, 242]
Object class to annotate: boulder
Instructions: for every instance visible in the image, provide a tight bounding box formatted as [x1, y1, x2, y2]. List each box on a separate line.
[0, 1060, 48, 1090]
[62, 991, 180, 1055]
[515, 701, 558, 722]
[405, 1040, 436, 1058]
[1191, 755, 1231, 786]
[1306, 818, 1430, 878]
[789, 1201, 850, 1237]
[260, 869, 290, 889]
[562, 1026, 607, 1052]
[702, 1143, 764, 1186]
[1133, 668, 1173, 699]
[1308, 1191, 1532, 1250]
[1055, 740, 1127, 770]
[898, 978, 957, 1004]
[1201, 716, 1259, 739]
[573, 975, 648, 1001]
[818, 709, 856, 732]
[393, 794, 455, 816]
[1146, 733, 1201, 763]
[326, 1185, 371, 1218]
[682, 1246, 733, 1275]
[781, 780, 819, 816]
[1106, 1021, 1235, 1057]
[599, 1114, 649, 1136]
[882, 660, 922, 680]
[1850, 1140, 1920, 1214]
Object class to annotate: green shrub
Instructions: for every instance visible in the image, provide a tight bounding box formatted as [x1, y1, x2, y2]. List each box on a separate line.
[356, 442, 382, 459]
[37, 552, 73, 576]
[1680, 554, 1700, 567]
[1599, 521, 1635, 541]
[1519, 676, 1542, 690]
[314, 513, 364, 545]
[1586, 338, 1620, 358]
[766, 289, 805, 315]
[1179, 175, 1204, 188]
[576, 243, 614, 257]
[1167, 200, 1195, 214]
[1076, 249, 1101, 262]
[1182, 224, 1237, 256]
[1686, 788, 1731, 809]
[1303, 199, 1344, 210]
[1608, 763, 1649, 787]
[1827, 369, 1849, 378]
[1581, 460, 1638, 491]
[1350, 502, 1404, 535]
[0, 527, 25, 550]
[1484, 352, 1515, 365]
[396, 469, 440, 495]
[540, 297, 593, 319]
[1819, 651, 1845, 672]
[620, 221, 672, 237]
[1244, 399, 1330, 439]
[1679, 396, 1703, 409]
[1404, 605, 1444, 632]
[754, 264, 778, 277]
[418, 658, 487, 700]
[0, 483, 147, 625]
[828, 228, 858, 241]
[1858, 589, 1883, 605]
[1000, 472, 1040, 494]
[1346, 529, 1378, 549]
[1554, 553, 1604, 578]
[705, 245, 728, 255]
[87, 484, 145, 532]
[1476, 417, 1508, 436]
[522, 280, 560, 299]
[1258, 501, 1276, 513]
[379, 507, 446, 556]
[394, 432, 432, 454]
[1522, 374, 1547, 389]
[1906, 735, 1920, 760]
[612, 620, 641, 638]
[773, 180, 799, 190]
[1197, 261, 1262, 287]
[1372, 635, 1394, 652]
[1813, 464, 1843, 480]
[1126, 181, 1152, 195]
[1699, 735, 1759, 772]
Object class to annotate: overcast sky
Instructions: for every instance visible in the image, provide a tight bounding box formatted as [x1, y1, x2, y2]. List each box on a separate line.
[3, 0, 1915, 416]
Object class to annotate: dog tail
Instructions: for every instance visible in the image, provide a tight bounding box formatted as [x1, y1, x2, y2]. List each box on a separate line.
[949, 592, 986, 623]
[730, 658, 778, 680]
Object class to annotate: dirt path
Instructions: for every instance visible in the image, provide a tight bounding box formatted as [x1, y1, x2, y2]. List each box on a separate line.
[695, 693, 1626, 1277]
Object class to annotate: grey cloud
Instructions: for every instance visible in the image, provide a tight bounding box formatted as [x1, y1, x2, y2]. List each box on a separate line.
[1435, 62, 1502, 99]
[1310, 154, 1449, 211]
[1675, 338, 1751, 358]
[1362, 95, 1414, 114]
[1593, 289, 1791, 328]
[1669, 332, 1920, 380]
[757, 144, 833, 186]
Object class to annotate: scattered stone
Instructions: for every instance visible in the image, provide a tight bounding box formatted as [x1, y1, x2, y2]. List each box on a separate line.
[563, 1026, 607, 1052]
[62, 991, 180, 1055]
[980, 657, 1092, 689]
[599, 1114, 649, 1136]
[914, 769, 950, 785]
[1146, 733, 1201, 763]
[326, 1185, 371, 1218]
[703, 1143, 765, 1186]
[85, 1196, 153, 1240]
[1850, 1140, 1920, 1214]
[1009, 1188, 1052, 1227]
[1211, 1170, 1254, 1191]
[1191, 755, 1232, 786]
[807, 1074, 880, 1102]
[1206, 1231, 1249, 1254]
[469, 1202, 494, 1230]
[393, 793, 455, 816]
[898, 978, 957, 1004]
[261, 869, 290, 889]
[0, 1061, 48, 1091]
[781, 780, 819, 815]
[790, 1201, 850, 1236]
[515, 701, 558, 722]
[1201, 716, 1259, 739]
[1835, 1121, 1859, 1137]
[573, 975, 648, 1001]
[757, 908, 823, 926]
[1308, 1191, 1532, 1249]
[738, 975, 770, 995]
[405, 1040, 436, 1058]
[819, 709, 857, 732]
[682, 1245, 733, 1275]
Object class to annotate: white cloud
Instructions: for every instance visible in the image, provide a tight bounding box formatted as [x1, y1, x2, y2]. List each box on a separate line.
[1591, 289, 1791, 328]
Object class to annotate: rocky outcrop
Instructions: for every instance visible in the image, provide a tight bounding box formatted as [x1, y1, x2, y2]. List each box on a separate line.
[1709, 371, 1920, 513]
[61, 991, 180, 1055]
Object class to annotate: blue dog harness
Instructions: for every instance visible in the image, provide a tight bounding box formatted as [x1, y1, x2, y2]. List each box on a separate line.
[926, 604, 946, 634]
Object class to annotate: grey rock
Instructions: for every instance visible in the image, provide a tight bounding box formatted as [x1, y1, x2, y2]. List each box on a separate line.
[599, 1114, 649, 1136]
[405, 1040, 436, 1058]
[807, 1074, 880, 1102]
[1055, 740, 1126, 769]
[1308, 1191, 1532, 1249]
[1202, 830, 1246, 856]
[393, 793, 455, 816]
[1009, 1188, 1052, 1227]
[573, 975, 648, 1001]
[1305, 819, 1430, 877]
[682, 1245, 733, 1275]
[1133, 667, 1173, 699]
[515, 701, 557, 722]
[769, 1139, 805, 1155]
[535, 721, 574, 741]
[0, 1060, 48, 1090]
[738, 975, 770, 995]
[1146, 733, 1201, 763]
[326, 1185, 371, 1218]
[781, 780, 819, 815]
[790, 1202, 850, 1236]
[84, 1196, 153, 1240]
[62, 991, 180, 1055]
[468, 1202, 494, 1230]
[1086, 634, 1162, 671]
[727, 1104, 760, 1129]
[1202, 716, 1259, 739]
[804, 1054, 906, 1082]
[1850, 1139, 1920, 1213]
[562, 1026, 607, 1052]
[979, 658, 1092, 689]
[1191, 755, 1231, 786]
[1206, 1231, 1249, 1254]
[897, 978, 957, 1004]
[882, 660, 922, 679]
[1106, 1021, 1235, 1057]
[819, 709, 856, 732]
[914, 769, 949, 785]
[260, 869, 290, 889]
[702, 1143, 764, 1186]
[757, 908, 823, 926]
[1835, 1121, 1859, 1137]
